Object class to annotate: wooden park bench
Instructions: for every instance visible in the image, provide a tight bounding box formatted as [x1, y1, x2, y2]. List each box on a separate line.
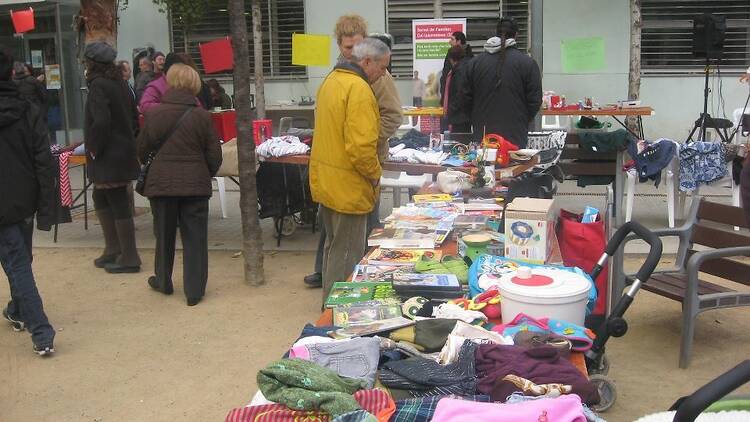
[618, 198, 750, 368]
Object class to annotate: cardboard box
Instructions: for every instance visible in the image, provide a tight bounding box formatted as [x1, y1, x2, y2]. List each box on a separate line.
[504, 197, 556, 264]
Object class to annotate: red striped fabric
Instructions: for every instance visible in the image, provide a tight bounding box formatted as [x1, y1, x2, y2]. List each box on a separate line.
[224, 389, 395, 422]
[58, 151, 73, 207]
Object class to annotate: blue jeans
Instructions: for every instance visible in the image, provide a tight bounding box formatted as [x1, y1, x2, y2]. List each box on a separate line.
[0, 220, 55, 346]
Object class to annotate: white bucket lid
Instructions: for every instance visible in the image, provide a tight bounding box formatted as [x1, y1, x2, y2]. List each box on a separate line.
[498, 266, 591, 300]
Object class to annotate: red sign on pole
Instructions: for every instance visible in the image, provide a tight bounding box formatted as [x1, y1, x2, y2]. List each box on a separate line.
[199, 37, 234, 74]
[11, 8, 35, 34]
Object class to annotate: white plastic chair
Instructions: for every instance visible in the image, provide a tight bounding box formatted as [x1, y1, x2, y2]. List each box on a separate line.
[625, 140, 679, 228]
[214, 177, 228, 219]
[541, 115, 569, 131]
[380, 171, 433, 208]
[397, 115, 421, 134]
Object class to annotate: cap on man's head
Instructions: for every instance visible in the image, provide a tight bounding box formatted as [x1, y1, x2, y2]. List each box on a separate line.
[84, 42, 117, 64]
[497, 16, 519, 37]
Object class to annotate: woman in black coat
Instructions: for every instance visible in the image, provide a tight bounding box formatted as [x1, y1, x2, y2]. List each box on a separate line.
[440, 31, 473, 107]
[83, 42, 141, 274]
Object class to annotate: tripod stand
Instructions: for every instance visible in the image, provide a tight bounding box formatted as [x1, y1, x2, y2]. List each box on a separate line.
[686, 58, 732, 143]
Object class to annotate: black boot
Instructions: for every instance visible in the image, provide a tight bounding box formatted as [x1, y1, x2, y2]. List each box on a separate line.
[148, 276, 173, 295]
[94, 209, 120, 268]
[105, 218, 141, 274]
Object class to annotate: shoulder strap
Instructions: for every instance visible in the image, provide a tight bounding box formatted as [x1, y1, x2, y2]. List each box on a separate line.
[150, 106, 194, 155]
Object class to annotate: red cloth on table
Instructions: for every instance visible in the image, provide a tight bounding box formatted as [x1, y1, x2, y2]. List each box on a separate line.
[225, 389, 395, 422]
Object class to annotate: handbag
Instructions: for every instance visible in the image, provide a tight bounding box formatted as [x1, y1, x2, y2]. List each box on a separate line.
[135, 107, 194, 195]
[436, 169, 473, 194]
[557, 209, 608, 328]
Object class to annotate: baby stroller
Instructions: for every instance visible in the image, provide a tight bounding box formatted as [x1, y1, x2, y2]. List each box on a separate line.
[635, 360, 750, 421]
[581, 220, 664, 412]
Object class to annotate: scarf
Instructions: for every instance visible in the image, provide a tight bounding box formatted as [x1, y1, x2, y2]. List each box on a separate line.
[334, 60, 369, 83]
[484, 37, 517, 54]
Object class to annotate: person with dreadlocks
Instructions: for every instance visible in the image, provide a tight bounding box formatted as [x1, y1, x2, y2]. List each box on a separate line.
[455, 17, 542, 148]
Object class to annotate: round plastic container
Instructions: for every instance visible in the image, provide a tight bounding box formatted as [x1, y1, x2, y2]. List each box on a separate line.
[498, 266, 591, 326]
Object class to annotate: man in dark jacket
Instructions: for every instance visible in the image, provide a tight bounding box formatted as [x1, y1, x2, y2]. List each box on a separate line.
[456, 17, 542, 148]
[12, 61, 48, 118]
[0, 47, 56, 356]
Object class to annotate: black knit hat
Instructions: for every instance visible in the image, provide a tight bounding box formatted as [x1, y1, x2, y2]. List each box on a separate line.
[84, 42, 117, 64]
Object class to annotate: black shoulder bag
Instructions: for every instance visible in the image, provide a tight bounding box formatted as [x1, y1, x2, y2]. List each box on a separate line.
[135, 107, 193, 195]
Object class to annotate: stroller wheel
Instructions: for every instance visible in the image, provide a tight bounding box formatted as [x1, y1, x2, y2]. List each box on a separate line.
[273, 216, 297, 238]
[589, 354, 610, 376]
[590, 374, 617, 413]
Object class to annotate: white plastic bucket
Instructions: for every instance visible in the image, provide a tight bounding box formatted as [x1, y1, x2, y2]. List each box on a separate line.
[498, 267, 591, 326]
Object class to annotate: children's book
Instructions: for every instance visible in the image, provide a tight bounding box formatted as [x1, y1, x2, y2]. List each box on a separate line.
[333, 301, 403, 327]
[367, 228, 437, 249]
[324, 282, 396, 308]
[351, 265, 413, 282]
[364, 248, 442, 266]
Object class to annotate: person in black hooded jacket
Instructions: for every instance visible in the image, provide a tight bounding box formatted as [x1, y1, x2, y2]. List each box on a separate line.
[440, 31, 473, 106]
[0, 46, 57, 356]
[455, 17, 542, 148]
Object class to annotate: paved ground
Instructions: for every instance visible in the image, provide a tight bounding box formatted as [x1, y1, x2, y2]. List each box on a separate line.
[3, 167, 748, 421]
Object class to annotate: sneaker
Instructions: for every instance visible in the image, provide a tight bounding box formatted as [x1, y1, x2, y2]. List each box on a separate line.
[33, 343, 55, 356]
[303, 272, 322, 288]
[3, 307, 24, 332]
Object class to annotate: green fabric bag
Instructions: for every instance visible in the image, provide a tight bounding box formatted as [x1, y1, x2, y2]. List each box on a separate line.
[257, 358, 367, 417]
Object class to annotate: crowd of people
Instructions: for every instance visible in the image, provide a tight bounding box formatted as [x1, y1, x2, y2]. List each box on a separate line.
[2, 11, 749, 360]
[0, 41, 226, 356]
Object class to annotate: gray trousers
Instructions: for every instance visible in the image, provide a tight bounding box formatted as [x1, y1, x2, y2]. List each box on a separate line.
[320, 206, 368, 304]
[314, 199, 380, 274]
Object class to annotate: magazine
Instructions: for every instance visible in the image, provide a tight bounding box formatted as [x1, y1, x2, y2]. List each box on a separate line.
[351, 265, 413, 282]
[364, 248, 442, 266]
[333, 301, 403, 326]
[324, 282, 396, 308]
[367, 228, 437, 249]
[391, 273, 461, 291]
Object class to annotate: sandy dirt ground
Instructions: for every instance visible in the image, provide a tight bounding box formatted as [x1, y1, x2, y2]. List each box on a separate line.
[2, 249, 749, 422]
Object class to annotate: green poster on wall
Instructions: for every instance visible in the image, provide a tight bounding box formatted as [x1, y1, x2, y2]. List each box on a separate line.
[561, 37, 606, 73]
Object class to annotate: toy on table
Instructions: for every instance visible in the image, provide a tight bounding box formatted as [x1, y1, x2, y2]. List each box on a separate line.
[482, 134, 519, 167]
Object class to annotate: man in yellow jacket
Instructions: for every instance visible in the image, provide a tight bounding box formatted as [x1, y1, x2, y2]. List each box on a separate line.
[304, 15, 403, 289]
[310, 38, 391, 302]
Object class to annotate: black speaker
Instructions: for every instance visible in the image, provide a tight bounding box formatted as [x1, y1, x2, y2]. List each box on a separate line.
[692, 14, 726, 60]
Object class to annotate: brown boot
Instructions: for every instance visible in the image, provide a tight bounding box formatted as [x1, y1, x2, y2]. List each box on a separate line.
[105, 218, 141, 274]
[94, 209, 120, 268]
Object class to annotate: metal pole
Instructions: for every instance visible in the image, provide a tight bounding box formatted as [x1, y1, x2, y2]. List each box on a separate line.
[530, 0, 543, 131]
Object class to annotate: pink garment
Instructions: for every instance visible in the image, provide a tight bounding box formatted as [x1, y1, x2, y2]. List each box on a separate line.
[138, 75, 168, 112]
[431, 395, 586, 422]
[288, 345, 310, 360]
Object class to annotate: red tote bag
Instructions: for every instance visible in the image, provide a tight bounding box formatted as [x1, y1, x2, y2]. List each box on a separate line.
[557, 209, 608, 320]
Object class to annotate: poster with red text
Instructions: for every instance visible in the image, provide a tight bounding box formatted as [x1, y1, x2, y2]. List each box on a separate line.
[412, 19, 466, 107]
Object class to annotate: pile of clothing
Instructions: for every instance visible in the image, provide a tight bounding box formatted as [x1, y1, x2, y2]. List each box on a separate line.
[225, 318, 605, 422]
[256, 135, 310, 158]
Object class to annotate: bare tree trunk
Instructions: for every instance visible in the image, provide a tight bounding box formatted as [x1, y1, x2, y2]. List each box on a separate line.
[433, 0, 443, 19]
[77, 0, 117, 47]
[229, 0, 265, 285]
[627, 0, 642, 134]
[252, 0, 266, 119]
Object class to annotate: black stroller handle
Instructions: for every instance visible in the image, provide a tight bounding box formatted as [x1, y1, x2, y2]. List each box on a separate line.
[606, 221, 663, 283]
[671, 360, 750, 422]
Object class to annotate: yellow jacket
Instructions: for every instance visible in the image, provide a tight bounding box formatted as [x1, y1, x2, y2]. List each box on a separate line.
[310, 65, 382, 215]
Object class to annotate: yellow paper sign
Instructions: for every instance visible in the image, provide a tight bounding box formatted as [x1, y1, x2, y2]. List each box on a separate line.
[292, 33, 331, 67]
